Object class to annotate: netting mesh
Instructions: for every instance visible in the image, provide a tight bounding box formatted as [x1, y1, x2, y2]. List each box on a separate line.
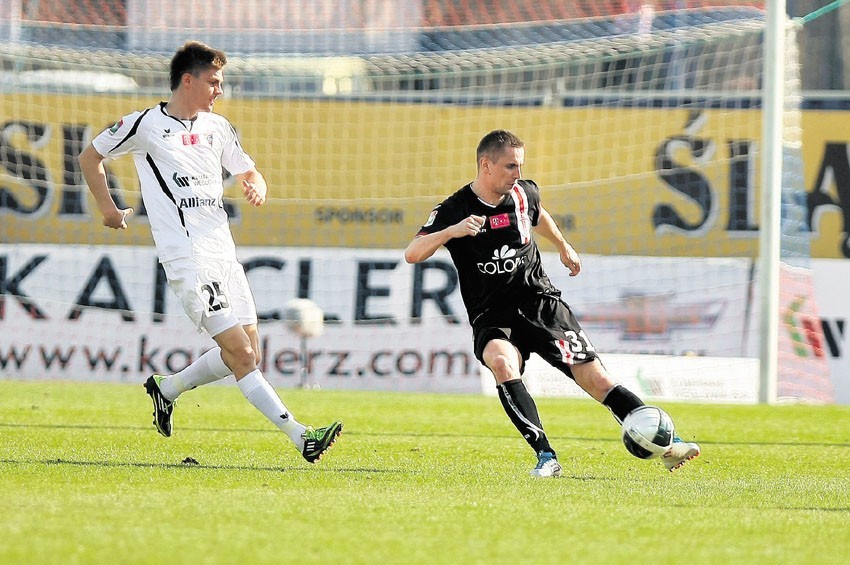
[2, 4, 772, 254]
[0, 1, 833, 402]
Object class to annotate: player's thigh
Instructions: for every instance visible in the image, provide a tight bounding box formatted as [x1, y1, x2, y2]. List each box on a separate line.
[212, 324, 256, 375]
[213, 323, 252, 353]
[570, 358, 617, 402]
[473, 323, 530, 376]
[243, 323, 261, 363]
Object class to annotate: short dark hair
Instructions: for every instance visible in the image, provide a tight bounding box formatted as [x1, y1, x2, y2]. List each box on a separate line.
[476, 129, 524, 165]
[169, 41, 227, 91]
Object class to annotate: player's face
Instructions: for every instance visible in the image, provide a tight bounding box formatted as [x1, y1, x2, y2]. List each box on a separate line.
[489, 146, 524, 194]
[187, 67, 224, 113]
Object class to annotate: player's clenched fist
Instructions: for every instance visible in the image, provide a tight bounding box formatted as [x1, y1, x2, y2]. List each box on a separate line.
[454, 214, 486, 237]
[103, 207, 133, 230]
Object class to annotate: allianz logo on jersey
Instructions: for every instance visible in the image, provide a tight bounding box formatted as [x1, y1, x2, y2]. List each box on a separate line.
[177, 196, 224, 209]
[477, 245, 526, 275]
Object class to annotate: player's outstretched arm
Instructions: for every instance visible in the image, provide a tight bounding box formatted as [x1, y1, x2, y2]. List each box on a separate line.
[237, 167, 268, 207]
[404, 214, 485, 263]
[534, 207, 581, 276]
[79, 144, 134, 230]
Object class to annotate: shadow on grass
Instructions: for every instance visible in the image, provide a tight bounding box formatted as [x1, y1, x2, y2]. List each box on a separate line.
[3, 422, 850, 449]
[1, 457, 626, 486]
[0, 421, 514, 441]
[0, 457, 408, 474]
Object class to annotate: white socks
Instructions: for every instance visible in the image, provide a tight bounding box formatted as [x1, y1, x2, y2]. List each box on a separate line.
[156, 352, 307, 450]
[237, 369, 307, 450]
[158, 347, 232, 401]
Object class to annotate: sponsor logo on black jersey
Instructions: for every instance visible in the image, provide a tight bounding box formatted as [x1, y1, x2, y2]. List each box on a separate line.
[490, 213, 510, 229]
[477, 245, 527, 275]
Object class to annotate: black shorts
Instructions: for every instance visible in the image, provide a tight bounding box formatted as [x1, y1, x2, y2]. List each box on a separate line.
[472, 295, 598, 379]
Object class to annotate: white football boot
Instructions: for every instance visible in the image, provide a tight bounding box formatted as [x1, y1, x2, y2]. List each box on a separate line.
[530, 451, 563, 478]
[662, 437, 701, 472]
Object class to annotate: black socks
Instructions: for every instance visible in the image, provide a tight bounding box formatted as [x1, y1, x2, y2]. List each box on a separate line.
[497, 379, 554, 456]
[602, 384, 645, 423]
[496, 381, 645, 456]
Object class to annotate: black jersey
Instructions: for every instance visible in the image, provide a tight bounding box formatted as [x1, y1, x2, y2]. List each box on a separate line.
[416, 179, 561, 323]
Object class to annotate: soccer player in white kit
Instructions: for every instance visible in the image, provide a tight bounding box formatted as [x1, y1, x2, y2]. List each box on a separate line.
[79, 41, 341, 463]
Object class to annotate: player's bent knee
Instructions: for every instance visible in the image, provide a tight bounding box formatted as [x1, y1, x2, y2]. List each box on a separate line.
[221, 345, 257, 374]
[488, 355, 519, 382]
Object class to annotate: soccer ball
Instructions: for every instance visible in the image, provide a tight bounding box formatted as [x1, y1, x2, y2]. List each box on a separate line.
[621, 405, 675, 459]
[283, 298, 324, 338]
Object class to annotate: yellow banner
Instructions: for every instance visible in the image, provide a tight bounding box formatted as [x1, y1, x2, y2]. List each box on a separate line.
[1, 93, 848, 257]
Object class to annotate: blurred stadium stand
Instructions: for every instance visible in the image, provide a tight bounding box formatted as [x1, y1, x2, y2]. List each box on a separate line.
[5, 1, 847, 107]
[15, 1, 765, 52]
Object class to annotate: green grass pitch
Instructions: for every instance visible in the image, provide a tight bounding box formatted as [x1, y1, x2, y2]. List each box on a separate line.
[1, 380, 849, 564]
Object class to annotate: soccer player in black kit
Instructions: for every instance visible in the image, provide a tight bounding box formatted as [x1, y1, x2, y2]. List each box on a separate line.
[405, 129, 700, 477]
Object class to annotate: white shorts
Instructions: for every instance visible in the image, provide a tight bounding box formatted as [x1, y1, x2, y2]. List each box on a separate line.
[162, 256, 258, 337]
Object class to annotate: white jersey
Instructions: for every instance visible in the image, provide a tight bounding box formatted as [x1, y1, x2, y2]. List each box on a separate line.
[92, 102, 255, 262]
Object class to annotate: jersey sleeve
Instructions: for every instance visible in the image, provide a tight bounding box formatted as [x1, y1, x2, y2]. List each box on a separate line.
[91, 110, 145, 159]
[220, 120, 255, 176]
[415, 199, 461, 237]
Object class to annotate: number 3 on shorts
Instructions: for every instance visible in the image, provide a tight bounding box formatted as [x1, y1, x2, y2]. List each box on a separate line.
[556, 330, 596, 363]
[201, 281, 231, 314]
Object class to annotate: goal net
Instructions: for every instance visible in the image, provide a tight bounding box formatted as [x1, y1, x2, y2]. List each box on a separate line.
[0, 0, 832, 401]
